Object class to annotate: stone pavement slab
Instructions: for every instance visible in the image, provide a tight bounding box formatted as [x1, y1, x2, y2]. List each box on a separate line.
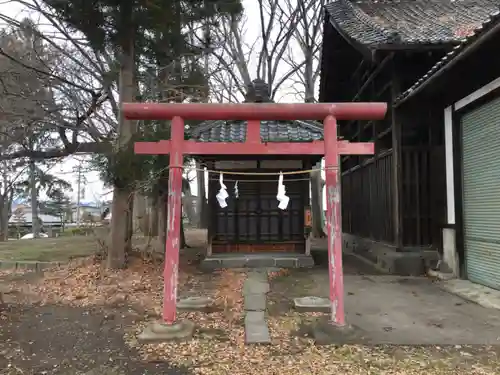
[440, 279, 500, 310]
[245, 311, 270, 344]
[244, 293, 266, 311]
[308, 273, 500, 345]
[243, 269, 271, 344]
[243, 279, 270, 295]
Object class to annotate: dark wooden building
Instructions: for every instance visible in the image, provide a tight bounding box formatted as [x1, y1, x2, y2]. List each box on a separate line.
[395, 11, 500, 289]
[319, 0, 499, 275]
[192, 80, 323, 268]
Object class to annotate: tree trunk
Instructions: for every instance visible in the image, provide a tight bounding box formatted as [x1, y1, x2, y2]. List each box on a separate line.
[310, 163, 325, 238]
[158, 193, 167, 254]
[126, 194, 134, 250]
[149, 195, 159, 237]
[134, 193, 148, 234]
[0, 193, 10, 241]
[108, 3, 136, 269]
[0, 204, 7, 241]
[180, 216, 187, 248]
[29, 160, 40, 238]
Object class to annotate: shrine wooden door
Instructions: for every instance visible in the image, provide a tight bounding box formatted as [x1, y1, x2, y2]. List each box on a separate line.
[210, 177, 305, 253]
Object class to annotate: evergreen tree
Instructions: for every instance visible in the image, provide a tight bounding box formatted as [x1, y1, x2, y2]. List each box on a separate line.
[40, 0, 243, 267]
[43, 188, 71, 231]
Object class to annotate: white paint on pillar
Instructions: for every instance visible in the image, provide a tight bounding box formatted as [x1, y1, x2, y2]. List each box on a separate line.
[444, 106, 455, 225]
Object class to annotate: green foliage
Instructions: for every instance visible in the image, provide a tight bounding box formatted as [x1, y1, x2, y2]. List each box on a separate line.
[91, 123, 171, 190]
[70, 227, 94, 236]
[42, 189, 71, 221]
[91, 124, 195, 194]
[41, 0, 242, 193]
[17, 165, 72, 201]
[41, 0, 242, 53]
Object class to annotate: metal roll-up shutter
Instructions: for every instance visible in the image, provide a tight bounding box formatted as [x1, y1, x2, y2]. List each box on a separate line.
[462, 95, 500, 290]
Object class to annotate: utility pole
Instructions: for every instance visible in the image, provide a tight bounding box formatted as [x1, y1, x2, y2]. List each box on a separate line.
[74, 163, 82, 225]
[29, 159, 39, 238]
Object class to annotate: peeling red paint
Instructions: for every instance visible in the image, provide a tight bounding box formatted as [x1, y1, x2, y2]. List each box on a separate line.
[123, 102, 387, 121]
[246, 120, 261, 144]
[324, 116, 347, 327]
[162, 116, 184, 325]
[134, 139, 374, 156]
[128, 105, 382, 328]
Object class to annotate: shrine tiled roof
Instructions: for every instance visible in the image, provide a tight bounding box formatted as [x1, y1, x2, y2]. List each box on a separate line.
[325, 0, 500, 47]
[190, 119, 324, 143]
[395, 9, 500, 104]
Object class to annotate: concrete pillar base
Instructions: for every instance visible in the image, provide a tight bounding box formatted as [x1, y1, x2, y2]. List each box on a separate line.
[137, 320, 195, 343]
[312, 317, 364, 345]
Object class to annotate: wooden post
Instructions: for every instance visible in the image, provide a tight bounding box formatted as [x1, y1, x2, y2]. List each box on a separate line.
[323, 115, 345, 326]
[391, 76, 404, 250]
[162, 116, 184, 324]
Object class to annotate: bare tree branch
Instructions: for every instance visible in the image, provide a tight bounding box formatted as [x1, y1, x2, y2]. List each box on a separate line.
[0, 2, 119, 161]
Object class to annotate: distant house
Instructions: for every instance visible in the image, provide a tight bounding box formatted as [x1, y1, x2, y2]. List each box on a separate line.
[71, 202, 105, 222]
[9, 205, 62, 226]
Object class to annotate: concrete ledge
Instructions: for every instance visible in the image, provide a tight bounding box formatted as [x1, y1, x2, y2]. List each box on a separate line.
[0, 260, 63, 271]
[440, 279, 500, 310]
[342, 233, 439, 276]
[427, 269, 455, 281]
[201, 253, 314, 270]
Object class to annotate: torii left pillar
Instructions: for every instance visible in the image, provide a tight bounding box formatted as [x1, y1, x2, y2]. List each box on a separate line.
[125, 102, 386, 341]
[162, 116, 184, 324]
[136, 115, 196, 342]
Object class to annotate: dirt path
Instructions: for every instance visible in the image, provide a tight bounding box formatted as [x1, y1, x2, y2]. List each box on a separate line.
[0, 302, 189, 375]
[0, 230, 214, 374]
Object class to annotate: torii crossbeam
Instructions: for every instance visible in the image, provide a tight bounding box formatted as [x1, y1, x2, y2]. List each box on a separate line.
[123, 102, 387, 328]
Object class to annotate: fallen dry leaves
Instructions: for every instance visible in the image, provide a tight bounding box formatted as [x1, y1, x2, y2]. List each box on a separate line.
[1, 261, 499, 375]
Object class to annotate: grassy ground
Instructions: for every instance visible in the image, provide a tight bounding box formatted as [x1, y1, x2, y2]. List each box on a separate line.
[0, 236, 100, 262]
[0, 228, 208, 263]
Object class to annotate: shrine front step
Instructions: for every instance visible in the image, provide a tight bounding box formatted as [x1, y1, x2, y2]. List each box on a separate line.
[201, 253, 315, 269]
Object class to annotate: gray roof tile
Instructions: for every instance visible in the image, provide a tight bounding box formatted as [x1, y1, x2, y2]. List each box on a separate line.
[395, 9, 500, 104]
[326, 0, 500, 46]
[190, 119, 324, 143]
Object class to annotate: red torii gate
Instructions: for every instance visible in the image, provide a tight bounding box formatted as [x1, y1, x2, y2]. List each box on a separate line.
[123, 102, 387, 327]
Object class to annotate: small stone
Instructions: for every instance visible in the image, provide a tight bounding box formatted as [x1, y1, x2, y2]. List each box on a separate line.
[294, 296, 330, 312]
[177, 296, 213, 311]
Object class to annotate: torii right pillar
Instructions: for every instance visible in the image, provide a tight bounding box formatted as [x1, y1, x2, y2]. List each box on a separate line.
[323, 115, 370, 327]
